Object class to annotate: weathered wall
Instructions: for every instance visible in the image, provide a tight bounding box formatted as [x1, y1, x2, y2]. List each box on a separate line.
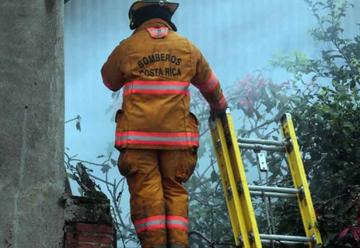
[63, 196, 116, 248]
[0, 0, 65, 247]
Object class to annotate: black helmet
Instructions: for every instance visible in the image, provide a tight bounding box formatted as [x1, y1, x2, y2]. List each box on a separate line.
[129, 0, 179, 20]
[129, 0, 179, 30]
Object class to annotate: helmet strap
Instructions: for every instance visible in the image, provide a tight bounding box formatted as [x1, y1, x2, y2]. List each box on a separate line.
[130, 5, 177, 31]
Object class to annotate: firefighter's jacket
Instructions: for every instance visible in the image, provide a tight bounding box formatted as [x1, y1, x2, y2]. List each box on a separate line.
[102, 19, 227, 150]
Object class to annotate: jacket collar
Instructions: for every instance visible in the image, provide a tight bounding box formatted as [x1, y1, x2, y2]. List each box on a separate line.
[133, 18, 173, 34]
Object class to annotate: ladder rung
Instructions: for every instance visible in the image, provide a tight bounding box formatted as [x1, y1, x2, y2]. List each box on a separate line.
[238, 138, 285, 147]
[250, 191, 297, 198]
[239, 143, 285, 152]
[249, 185, 300, 194]
[260, 234, 313, 243]
[262, 240, 309, 245]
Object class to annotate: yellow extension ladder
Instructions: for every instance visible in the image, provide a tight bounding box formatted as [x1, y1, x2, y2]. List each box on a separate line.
[209, 111, 322, 248]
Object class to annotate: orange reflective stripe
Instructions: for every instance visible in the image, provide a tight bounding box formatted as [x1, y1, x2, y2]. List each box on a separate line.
[193, 71, 220, 93]
[166, 216, 189, 231]
[134, 215, 166, 234]
[123, 81, 190, 96]
[116, 131, 199, 147]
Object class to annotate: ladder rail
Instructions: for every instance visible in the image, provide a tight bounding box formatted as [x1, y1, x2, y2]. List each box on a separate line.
[211, 121, 245, 247]
[210, 114, 262, 248]
[224, 114, 263, 248]
[281, 114, 322, 246]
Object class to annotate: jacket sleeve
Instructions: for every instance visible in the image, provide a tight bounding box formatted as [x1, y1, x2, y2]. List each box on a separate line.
[190, 44, 228, 112]
[101, 41, 126, 91]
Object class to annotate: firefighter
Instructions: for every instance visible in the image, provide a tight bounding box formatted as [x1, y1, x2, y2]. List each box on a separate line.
[101, 1, 227, 247]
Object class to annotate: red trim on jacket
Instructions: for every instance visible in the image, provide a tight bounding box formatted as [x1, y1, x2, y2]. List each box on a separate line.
[194, 71, 220, 93]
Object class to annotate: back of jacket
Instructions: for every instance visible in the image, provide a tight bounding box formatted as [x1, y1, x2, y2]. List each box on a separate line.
[102, 19, 227, 150]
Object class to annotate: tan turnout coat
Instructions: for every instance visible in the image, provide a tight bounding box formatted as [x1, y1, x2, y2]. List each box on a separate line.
[101, 19, 227, 150]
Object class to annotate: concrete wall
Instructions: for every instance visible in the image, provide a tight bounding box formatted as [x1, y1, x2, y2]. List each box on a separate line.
[0, 0, 65, 247]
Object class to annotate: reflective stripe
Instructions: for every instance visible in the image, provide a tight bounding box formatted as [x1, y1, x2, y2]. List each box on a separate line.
[123, 81, 190, 95]
[134, 215, 166, 234]
[211, 93, 227, 110]
[218, 94, 227, 108]
[116, 131, 199, 147]
[193, 71, 219, 93]
[167, 216, 189, 223]
[166, 216, 189, 231]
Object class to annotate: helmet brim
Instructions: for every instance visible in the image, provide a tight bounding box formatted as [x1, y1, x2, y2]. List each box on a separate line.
[129, 1, 179, 19]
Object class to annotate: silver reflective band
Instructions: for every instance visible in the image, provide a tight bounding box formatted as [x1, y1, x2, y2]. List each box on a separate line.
[167, 219, 189, 227]
[124, 85, 188, 91]
[117, 135, 198, 142]
[135, 219, 166, 229]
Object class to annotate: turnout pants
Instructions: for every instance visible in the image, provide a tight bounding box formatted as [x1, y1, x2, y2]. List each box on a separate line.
[118, 149, 197, 248]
